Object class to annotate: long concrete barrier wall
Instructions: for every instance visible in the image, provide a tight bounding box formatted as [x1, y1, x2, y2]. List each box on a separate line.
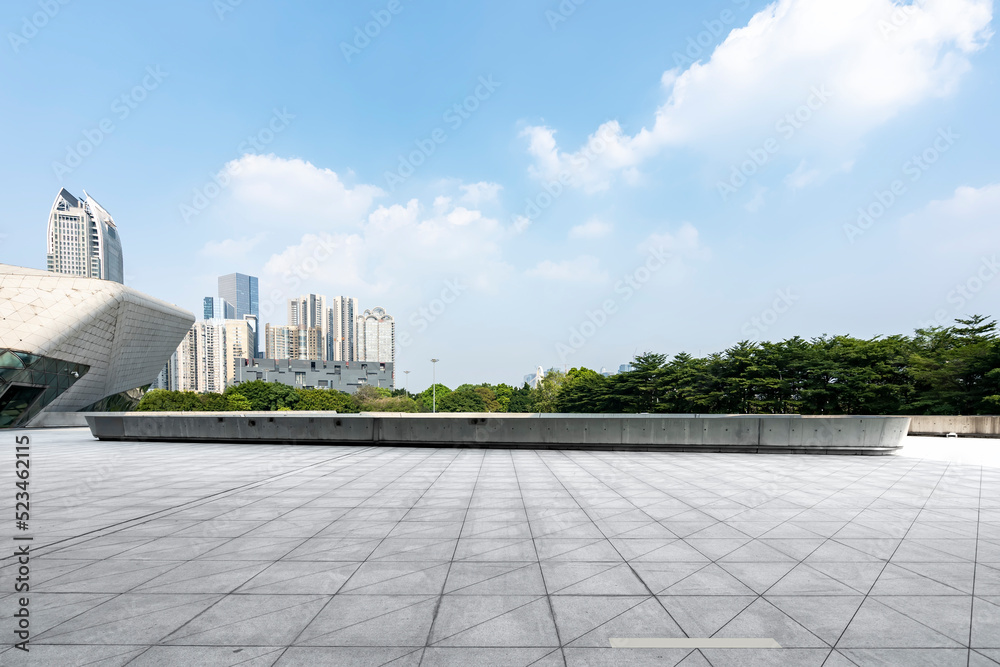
[907, 415, 1000, 437]
[85, 413, 911, 454]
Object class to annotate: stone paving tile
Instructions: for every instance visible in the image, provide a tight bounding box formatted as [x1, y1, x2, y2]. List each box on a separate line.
[1, 430, 999, 665]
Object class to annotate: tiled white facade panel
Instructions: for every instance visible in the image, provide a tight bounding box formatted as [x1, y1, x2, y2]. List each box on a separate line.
[0, 264, 195, 412]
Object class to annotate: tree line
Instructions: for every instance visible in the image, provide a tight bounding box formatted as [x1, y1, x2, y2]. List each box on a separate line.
[137, 316, 1000, 416]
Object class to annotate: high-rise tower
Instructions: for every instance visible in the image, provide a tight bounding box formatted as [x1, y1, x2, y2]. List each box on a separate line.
[356, 307, 395, 365]
[327, 296, 359, 362]
[217, 273, 258, 320]
[46, 188, 124, 283]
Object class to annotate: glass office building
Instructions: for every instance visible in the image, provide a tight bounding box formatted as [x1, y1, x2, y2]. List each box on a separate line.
[217, 273, 259, 320]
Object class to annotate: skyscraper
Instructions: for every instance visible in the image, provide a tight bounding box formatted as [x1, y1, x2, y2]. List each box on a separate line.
[218, 273, 259, 354]
[171, 318, 255, 393]
[46, 188, 124, 283]
[218, 273, 258, 319]
[327, 296, 359, 362]
[203, 297, 235, 320]
[288, 294, 326, 359]
[356, 307, 395, 368]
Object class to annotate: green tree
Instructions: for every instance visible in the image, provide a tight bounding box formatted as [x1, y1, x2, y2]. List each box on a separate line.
[507, 383, 537, 412]
[608, 353, 667, 413]
[225, 381, 300, 411]
[534, 370, 567, 413]
[226, 393, 253, 411]
[416, 384, 452, 412]
[491, 383, 514, 412]
[555, 368, 611, 413]
[136, 389, 203, 412]
[439, 386, 488, 412]
[361, 396, 422, 412]
[296, 389, 357, 412]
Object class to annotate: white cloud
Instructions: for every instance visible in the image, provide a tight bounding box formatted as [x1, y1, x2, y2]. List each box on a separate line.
[899, 182, 1000, 254]
[459, 181, 503, 206]
[640, 222, 708, 258]
[526, 256, 609, 284]
[524, 0, 993, 190]
[569, 218, 613, 240]
[259, 194, 517, 318]
[200, 233, 266, 258]
[220, 154, 383, 230]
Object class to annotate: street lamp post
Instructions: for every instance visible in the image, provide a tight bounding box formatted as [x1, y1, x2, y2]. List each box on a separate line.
[431, 359, 439, 413]
[403, 370, 410, 394]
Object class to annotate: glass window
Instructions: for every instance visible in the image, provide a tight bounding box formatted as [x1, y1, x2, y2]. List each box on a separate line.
[0, 351, 24, 369]
[0, 385, 45, 428]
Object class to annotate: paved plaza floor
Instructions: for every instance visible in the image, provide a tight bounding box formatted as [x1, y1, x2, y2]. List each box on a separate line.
[0, 428, 998, 666]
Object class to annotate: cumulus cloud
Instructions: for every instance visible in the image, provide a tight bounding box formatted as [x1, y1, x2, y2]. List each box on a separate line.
[569, 218, 614, 240]
[220, 153, 384, 229]
[259, 194, 517, 316]
[899, 182, 1000, 255]
[524, 0, 993, 190]
[526, 256, 609, 284]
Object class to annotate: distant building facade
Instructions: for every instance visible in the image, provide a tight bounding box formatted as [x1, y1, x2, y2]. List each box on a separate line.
[264, 324, 323, 361]
[524, 366, 545, 389]
[356, 307, 394, 363]
[203, 297, 235, 320]
[150, 351, 177, 390]
[288, 294, 327, 359]
[235, 359, 393, 394]
[217, 273, 259, 354]
[46, 188, 124, 283]
[170, 319, 255, 393]
[327, 296, 359, 362]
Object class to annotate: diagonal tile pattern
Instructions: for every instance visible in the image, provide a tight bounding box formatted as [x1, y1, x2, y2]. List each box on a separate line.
[0, 428, 998, 666]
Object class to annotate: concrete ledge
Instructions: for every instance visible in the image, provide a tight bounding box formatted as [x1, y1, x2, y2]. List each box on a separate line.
[907, 415, 1000, 438]
[85, 413, 910, 454]
[28, 411, 90, 428]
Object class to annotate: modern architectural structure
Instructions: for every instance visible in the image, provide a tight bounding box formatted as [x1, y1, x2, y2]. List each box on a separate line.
[524, 366, 545, 388]
[356, 306, 395, 364]
[242, 314, 259, 359]
[327, 296, 359, 362]
[0, 264, 194, 427]
[169, 319, 255, 393]
[217, 273, 258, 320]
[203, 297, 235, 320]
[264, 324, 323, 361]
[217, 273, 259, 353]
[46, 188, 124, 284]
[288, 294, 326, 359]
[150, 351, 176, 390]
[235, 359, 393, 394]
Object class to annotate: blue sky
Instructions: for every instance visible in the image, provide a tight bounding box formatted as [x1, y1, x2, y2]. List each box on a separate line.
[2, 0, 998, 390]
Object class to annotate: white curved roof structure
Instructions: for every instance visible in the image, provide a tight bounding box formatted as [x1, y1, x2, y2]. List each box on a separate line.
[0, 264, 194, 426]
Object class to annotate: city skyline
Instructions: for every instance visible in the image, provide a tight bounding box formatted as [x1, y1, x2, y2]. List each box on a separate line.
[3, 0, 998, 391]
